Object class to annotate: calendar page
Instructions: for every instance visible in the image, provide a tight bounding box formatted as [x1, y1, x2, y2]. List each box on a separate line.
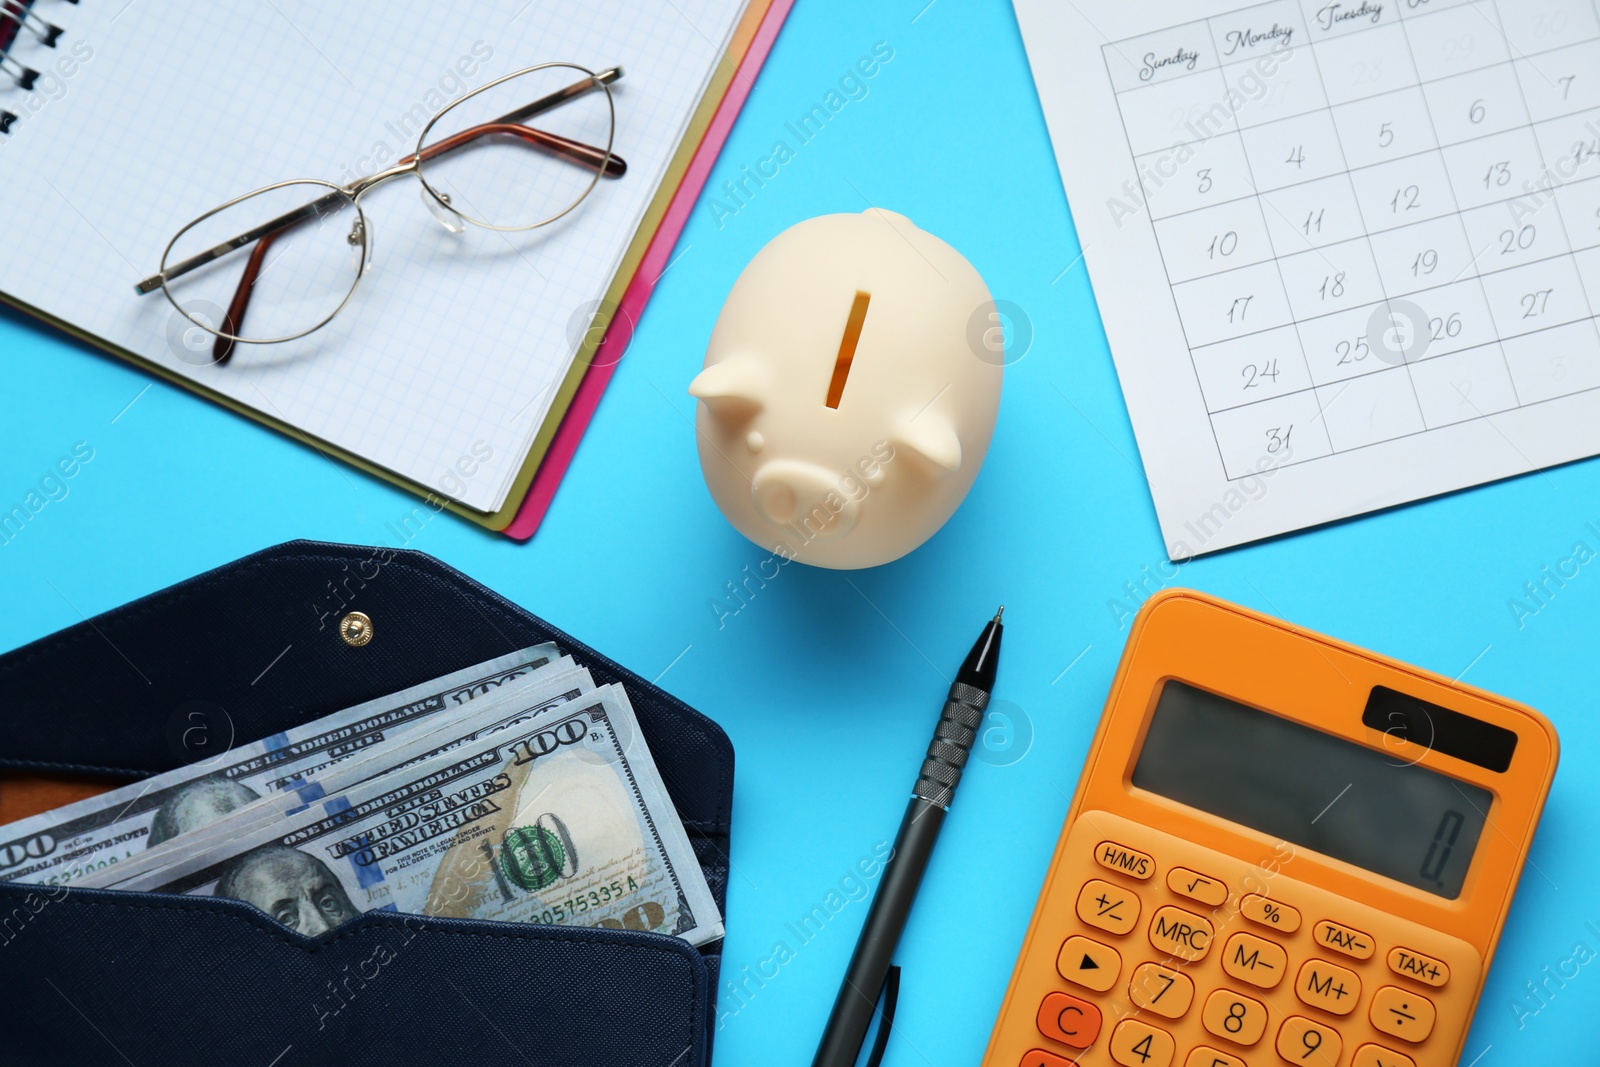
[1014, 0, 1600, 558]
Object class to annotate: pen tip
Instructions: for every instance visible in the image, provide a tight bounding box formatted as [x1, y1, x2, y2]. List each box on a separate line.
[994, 606, 1005, 623]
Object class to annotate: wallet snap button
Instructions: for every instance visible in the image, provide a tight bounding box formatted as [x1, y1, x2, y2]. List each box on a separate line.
[339, 611, 374, 647]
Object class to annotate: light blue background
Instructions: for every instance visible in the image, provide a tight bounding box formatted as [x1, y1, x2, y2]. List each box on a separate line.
[2, 1, 1596, 1064]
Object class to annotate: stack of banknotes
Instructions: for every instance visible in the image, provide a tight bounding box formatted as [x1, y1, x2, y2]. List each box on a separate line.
[0, 646, 723, 946]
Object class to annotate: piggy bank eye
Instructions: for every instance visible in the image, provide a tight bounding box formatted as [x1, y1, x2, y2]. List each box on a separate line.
[745, 431, 765, 453]
[825, 290, 871, 409]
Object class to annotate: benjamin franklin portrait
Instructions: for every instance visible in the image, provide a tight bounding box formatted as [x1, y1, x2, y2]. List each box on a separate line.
[215, 844, 360, 935]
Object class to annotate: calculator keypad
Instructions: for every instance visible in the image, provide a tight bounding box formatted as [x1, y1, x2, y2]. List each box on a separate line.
[989, 816, 1480, 1067]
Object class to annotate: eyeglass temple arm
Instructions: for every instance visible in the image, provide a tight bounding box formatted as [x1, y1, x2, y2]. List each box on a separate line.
[209, 229, 283, 365]
[135, 66, 626, 296]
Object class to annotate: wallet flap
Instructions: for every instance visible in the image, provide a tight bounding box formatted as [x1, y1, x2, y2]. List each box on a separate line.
[0, 882, 709, 1066]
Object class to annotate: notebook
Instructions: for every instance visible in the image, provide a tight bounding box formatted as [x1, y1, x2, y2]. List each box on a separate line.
[0, 0, 752, 522]
[506, 0, 794, 539]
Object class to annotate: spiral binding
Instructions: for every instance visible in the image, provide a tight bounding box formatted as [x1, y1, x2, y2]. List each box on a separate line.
[0, 0, 80, 134]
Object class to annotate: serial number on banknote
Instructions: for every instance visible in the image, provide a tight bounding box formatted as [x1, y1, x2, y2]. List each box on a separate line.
[533, 876, 645, 925]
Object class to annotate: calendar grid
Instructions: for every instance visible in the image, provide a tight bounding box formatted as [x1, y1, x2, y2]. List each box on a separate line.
[1102, 0, 1600, 482]
[1494, 4, 1600, 333]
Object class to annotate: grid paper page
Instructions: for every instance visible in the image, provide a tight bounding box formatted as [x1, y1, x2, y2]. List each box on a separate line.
[0, 0, 746, 512]
[1015, 0, 1600, 558]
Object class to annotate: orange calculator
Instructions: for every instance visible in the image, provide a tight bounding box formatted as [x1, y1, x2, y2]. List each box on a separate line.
[982, 590, 1558, 1067]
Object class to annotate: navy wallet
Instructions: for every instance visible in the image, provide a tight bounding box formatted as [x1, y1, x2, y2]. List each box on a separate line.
[0, 540, 733, 1067]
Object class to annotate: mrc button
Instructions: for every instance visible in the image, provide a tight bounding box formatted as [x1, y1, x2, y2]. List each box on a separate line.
[1148, 905, 1214, 962]
[1313, 919, 1375, 959]
[1094, 840, 1154, 880]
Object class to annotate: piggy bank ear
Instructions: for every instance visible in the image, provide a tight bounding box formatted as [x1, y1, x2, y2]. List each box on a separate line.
[895, 416, 962, 475]
[689, 359, 766, 418]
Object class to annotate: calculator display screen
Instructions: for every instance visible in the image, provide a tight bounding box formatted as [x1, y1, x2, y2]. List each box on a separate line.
[1131, 681, 1492, 899]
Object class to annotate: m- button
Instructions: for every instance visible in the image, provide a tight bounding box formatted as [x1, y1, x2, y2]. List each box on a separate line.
[1221, 932, 1287, 989]
[1148, 905, 1215, 962]
[1313, 918, 1375, 959]
[1295, 958, 1362, 1015]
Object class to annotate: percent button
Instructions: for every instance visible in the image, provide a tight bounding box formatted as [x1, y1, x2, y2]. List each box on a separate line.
[1240, 893, 1300, 933]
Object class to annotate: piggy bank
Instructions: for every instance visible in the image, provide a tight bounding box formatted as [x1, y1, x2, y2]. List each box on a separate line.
[689, 209, 1003, 569]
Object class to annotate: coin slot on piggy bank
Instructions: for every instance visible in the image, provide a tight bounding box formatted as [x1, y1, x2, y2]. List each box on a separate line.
[690, 209, 1003, 570]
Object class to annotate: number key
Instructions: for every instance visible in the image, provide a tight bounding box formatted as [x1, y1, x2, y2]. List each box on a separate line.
[1128, 962, 1195, 1019]
[1277, 1015, 1341, 1064]
[1183, 1047, 1244, 1067]
[1077, 879, 1140, 936]
[1201, 989, 1267, 1046]
[1109, 1019, 1175, 1067]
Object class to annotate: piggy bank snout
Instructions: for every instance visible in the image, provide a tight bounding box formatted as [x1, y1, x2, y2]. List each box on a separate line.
[751, 459, 859, 541]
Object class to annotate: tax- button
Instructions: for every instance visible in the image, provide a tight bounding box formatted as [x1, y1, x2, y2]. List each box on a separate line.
[1370, 985, 1436, 1043]
[1036, 991, 1102, 1049]
[1166, 866, 1226, 906]
[1295, 958, 1361, 1015]
[1387, 945, 1449, 987]
[1077, 878, 1140, 936]
[1057, 935, 1120, 992]
[1148, 904, 1214, 961]
[1221, 931, 1287, 989]
[1352, 1042, 1418, 1067]
[1313, 918, 1375, 959]
[1095, 839, 1155, 880]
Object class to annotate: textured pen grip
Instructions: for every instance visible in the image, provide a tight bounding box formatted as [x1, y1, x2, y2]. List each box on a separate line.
[913, 681, 989, 809]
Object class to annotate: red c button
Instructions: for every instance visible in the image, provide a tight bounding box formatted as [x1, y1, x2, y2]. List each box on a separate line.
[1035, 991, 1102, 1049]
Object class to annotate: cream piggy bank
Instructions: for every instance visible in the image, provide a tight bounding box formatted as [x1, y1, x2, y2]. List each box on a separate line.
[690, 209, 1003, 569]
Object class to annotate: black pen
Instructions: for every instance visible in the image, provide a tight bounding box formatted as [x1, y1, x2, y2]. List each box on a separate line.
[812, 607, 1005, 1067]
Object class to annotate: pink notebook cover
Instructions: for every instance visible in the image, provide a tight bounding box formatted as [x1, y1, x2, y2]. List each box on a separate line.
[502, 0, 794, 540]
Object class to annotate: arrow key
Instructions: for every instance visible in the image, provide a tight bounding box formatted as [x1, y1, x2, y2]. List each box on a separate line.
[1057, 934, 1120, 992]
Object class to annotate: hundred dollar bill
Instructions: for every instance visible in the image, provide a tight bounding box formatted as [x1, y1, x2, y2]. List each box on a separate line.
[0, 644, 560, 887]
[113, 685, 724, 946]
[79, 666, 597, 889]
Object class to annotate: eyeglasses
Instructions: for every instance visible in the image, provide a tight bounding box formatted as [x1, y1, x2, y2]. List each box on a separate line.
[134, 62, 626, 365]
